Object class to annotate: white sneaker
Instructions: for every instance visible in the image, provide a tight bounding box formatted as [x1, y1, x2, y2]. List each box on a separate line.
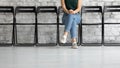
[71, 42, 78, 49]
[60, 35, 67, 44]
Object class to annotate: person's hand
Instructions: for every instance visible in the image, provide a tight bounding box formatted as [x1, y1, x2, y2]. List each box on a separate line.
[69, 9, 75, 14]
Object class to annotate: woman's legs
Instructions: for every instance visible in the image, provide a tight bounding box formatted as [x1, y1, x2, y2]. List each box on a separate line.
[70, 20, 77, 43]
[64, 14, 74, 33]
[70, 19, 79, 49]
[70, 14, 80, 43]
[61, 13, 81, 48]
[61, 14, 74, 43]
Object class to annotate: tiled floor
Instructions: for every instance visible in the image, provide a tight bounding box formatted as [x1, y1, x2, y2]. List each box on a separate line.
[0, 46, 120, 68]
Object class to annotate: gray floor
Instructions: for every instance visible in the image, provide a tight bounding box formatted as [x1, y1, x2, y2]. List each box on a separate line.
[0, 46, 120, 68]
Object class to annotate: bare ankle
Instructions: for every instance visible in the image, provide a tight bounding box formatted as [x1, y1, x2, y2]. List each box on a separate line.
[71, 38, 77, 43]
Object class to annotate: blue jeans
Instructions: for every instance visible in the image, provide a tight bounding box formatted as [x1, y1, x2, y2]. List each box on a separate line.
[62, 13, 81, 38]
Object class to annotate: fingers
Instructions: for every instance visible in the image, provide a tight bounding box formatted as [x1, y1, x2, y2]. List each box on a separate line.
[69, 9, 75, 14]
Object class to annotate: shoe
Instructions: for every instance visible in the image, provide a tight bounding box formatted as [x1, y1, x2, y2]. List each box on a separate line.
[71, 42, 78, 49]
[60, 35, 67, 44]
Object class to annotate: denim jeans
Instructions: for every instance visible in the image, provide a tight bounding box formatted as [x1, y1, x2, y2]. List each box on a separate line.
[62, 13, 81, 38]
